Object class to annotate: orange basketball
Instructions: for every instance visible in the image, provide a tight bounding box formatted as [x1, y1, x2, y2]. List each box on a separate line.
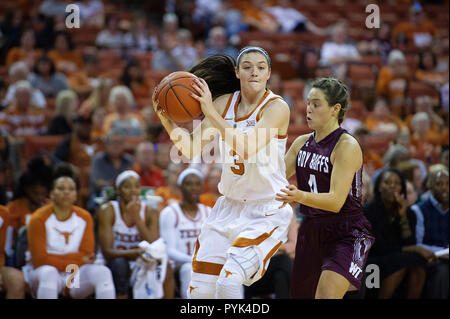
[155, 71, 202, 123]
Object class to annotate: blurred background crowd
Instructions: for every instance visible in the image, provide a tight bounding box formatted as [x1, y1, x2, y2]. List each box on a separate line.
[0, 0, 448, 299]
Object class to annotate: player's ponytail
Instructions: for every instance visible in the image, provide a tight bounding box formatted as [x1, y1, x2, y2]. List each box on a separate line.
[189, 54, 240, 101]
[311, 77, 349, 125]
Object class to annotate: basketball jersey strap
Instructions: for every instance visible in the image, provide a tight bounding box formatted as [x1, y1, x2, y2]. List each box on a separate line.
[222, 90, 282, 122]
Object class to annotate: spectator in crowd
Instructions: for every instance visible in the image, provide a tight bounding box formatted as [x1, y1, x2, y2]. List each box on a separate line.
[392, 2, 437, 49]
[159, 168, 210, 298]
[267, 72, 293, 109]
[131, 142, 166, 188]
[376, 50, 411, 117]
[0, 81, 48, 139]
[244, 214, 297, 299]
[54, 114, 104, 206]
[88, 129, 134, 212]
[155, 162, 184, 208]
[162, 13, 180, 46]
[320, 21, 360, 79]
[79, 78, 114, 117]
[410, 112, 442, 164]
[172, 29, 199, 70]
[7, 157, 52, 233]
[364, 168, 434, 298]
[407, 95, 446, 136]
[103, 86, 143, 137]
[75, 0, 105, 27]
[238, 0, 278, 33]
[119, 59, 154, 100]
[408, 167, 448, 299]
[48, 31, 84, 76]
[357, 22, 392, 64]
[96, 14, 124, 51]
[406, 179, 419, 207]
[151, 33, 184, 72]
[98, 170, 173, 298]
[192, 0, 222, 34]
[0, 9, 24, 49]
[3, 61, 47, 109]
[29, 55, 69, 98]
[68, 52, 101, 97]
[199, 165, 221, 208]
[0, 205, 25, 299]
[27, 174, 115, 299]
[204, 26, 238, 59]
[353, 126, 384, 177]
[47, 90, 79, 136]
[6, 29, 43, 68]
[90, 106, 107, 140]
[267, 0, 328, 35]
[364, 97, 406, 140]
[123, 12, 158, 54]
[415, 49, 449, 88]
[38, 0, 67, 18]
[154, 143, 173, 171]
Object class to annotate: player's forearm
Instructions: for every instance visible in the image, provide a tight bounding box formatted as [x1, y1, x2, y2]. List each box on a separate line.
[300, 191, 345, 213]
[205, 110, 254, 160]
[159, 115, 195, 159]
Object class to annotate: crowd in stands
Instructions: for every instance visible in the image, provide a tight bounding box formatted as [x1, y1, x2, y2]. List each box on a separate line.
[0, 0, 448, 299]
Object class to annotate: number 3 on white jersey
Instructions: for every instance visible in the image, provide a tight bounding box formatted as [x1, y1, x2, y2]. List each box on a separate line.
[308, 174, 318, 193]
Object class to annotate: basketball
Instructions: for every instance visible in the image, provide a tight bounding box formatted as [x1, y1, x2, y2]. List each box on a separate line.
[154, 71, 202, 123]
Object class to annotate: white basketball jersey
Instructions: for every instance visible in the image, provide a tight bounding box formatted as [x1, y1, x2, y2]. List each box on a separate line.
[166, 203, 210, 256]
[218, 90, 289, 201]
[45, 213, 87, 255]
[111, 200, 146, 251]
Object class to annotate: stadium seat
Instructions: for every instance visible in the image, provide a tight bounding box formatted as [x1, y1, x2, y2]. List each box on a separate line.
[21, 135, 65, 165]
[408, 81, 441, 102]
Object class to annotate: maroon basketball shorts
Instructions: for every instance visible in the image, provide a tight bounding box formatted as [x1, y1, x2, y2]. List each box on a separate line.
[290, 213, 374, 299]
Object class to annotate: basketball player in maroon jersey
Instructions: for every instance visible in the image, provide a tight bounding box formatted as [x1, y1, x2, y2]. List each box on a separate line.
[276, 77, 374, 299]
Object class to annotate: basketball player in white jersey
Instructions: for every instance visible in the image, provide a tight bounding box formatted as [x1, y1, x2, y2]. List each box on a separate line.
[159, 168, 210, 298]
[97, 170, 174, 298]
[153, 47, 293, 299]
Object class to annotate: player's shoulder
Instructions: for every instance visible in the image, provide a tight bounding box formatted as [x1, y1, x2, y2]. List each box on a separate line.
[0, 205, 8, 217]
[292, 133, 313, 150]
[160, 202, 179, 215]
[31, 204, 54, 222]
[337, 132, 360, 149]
[214, 93, 234, 115]
[72, 205, 93, 222]
[334, 132, 362, 157]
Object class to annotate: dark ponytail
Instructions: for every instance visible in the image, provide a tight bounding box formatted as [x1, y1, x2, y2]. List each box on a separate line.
[311, 77, 349, 125]
[189, 54, 240, 100]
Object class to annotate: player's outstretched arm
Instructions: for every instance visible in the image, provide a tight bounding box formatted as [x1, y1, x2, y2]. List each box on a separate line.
[276, 135, 362, 213]
[284, 134, 312, 179]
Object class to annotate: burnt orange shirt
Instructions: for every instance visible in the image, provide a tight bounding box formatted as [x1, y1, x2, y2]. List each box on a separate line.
[0, 205, 9, 267]
[7, 198, 50, 231]
[5, 47, 43, 67]
[28, 204, 94, 272]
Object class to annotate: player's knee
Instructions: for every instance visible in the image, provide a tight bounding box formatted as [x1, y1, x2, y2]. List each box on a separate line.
[221, 247, 260, 283]
[38, 265, 59, 282]
[187, 279, 216, 299]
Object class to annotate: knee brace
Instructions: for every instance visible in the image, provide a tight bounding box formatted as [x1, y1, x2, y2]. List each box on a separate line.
[220, 247, 260, 283]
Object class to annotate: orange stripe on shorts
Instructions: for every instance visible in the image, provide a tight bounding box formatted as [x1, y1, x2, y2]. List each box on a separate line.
[231, 226, 279, 247]
[192, 239, 224, 276]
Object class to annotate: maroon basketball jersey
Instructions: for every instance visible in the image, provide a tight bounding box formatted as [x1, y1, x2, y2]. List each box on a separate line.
[295, 127, 363, 218]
